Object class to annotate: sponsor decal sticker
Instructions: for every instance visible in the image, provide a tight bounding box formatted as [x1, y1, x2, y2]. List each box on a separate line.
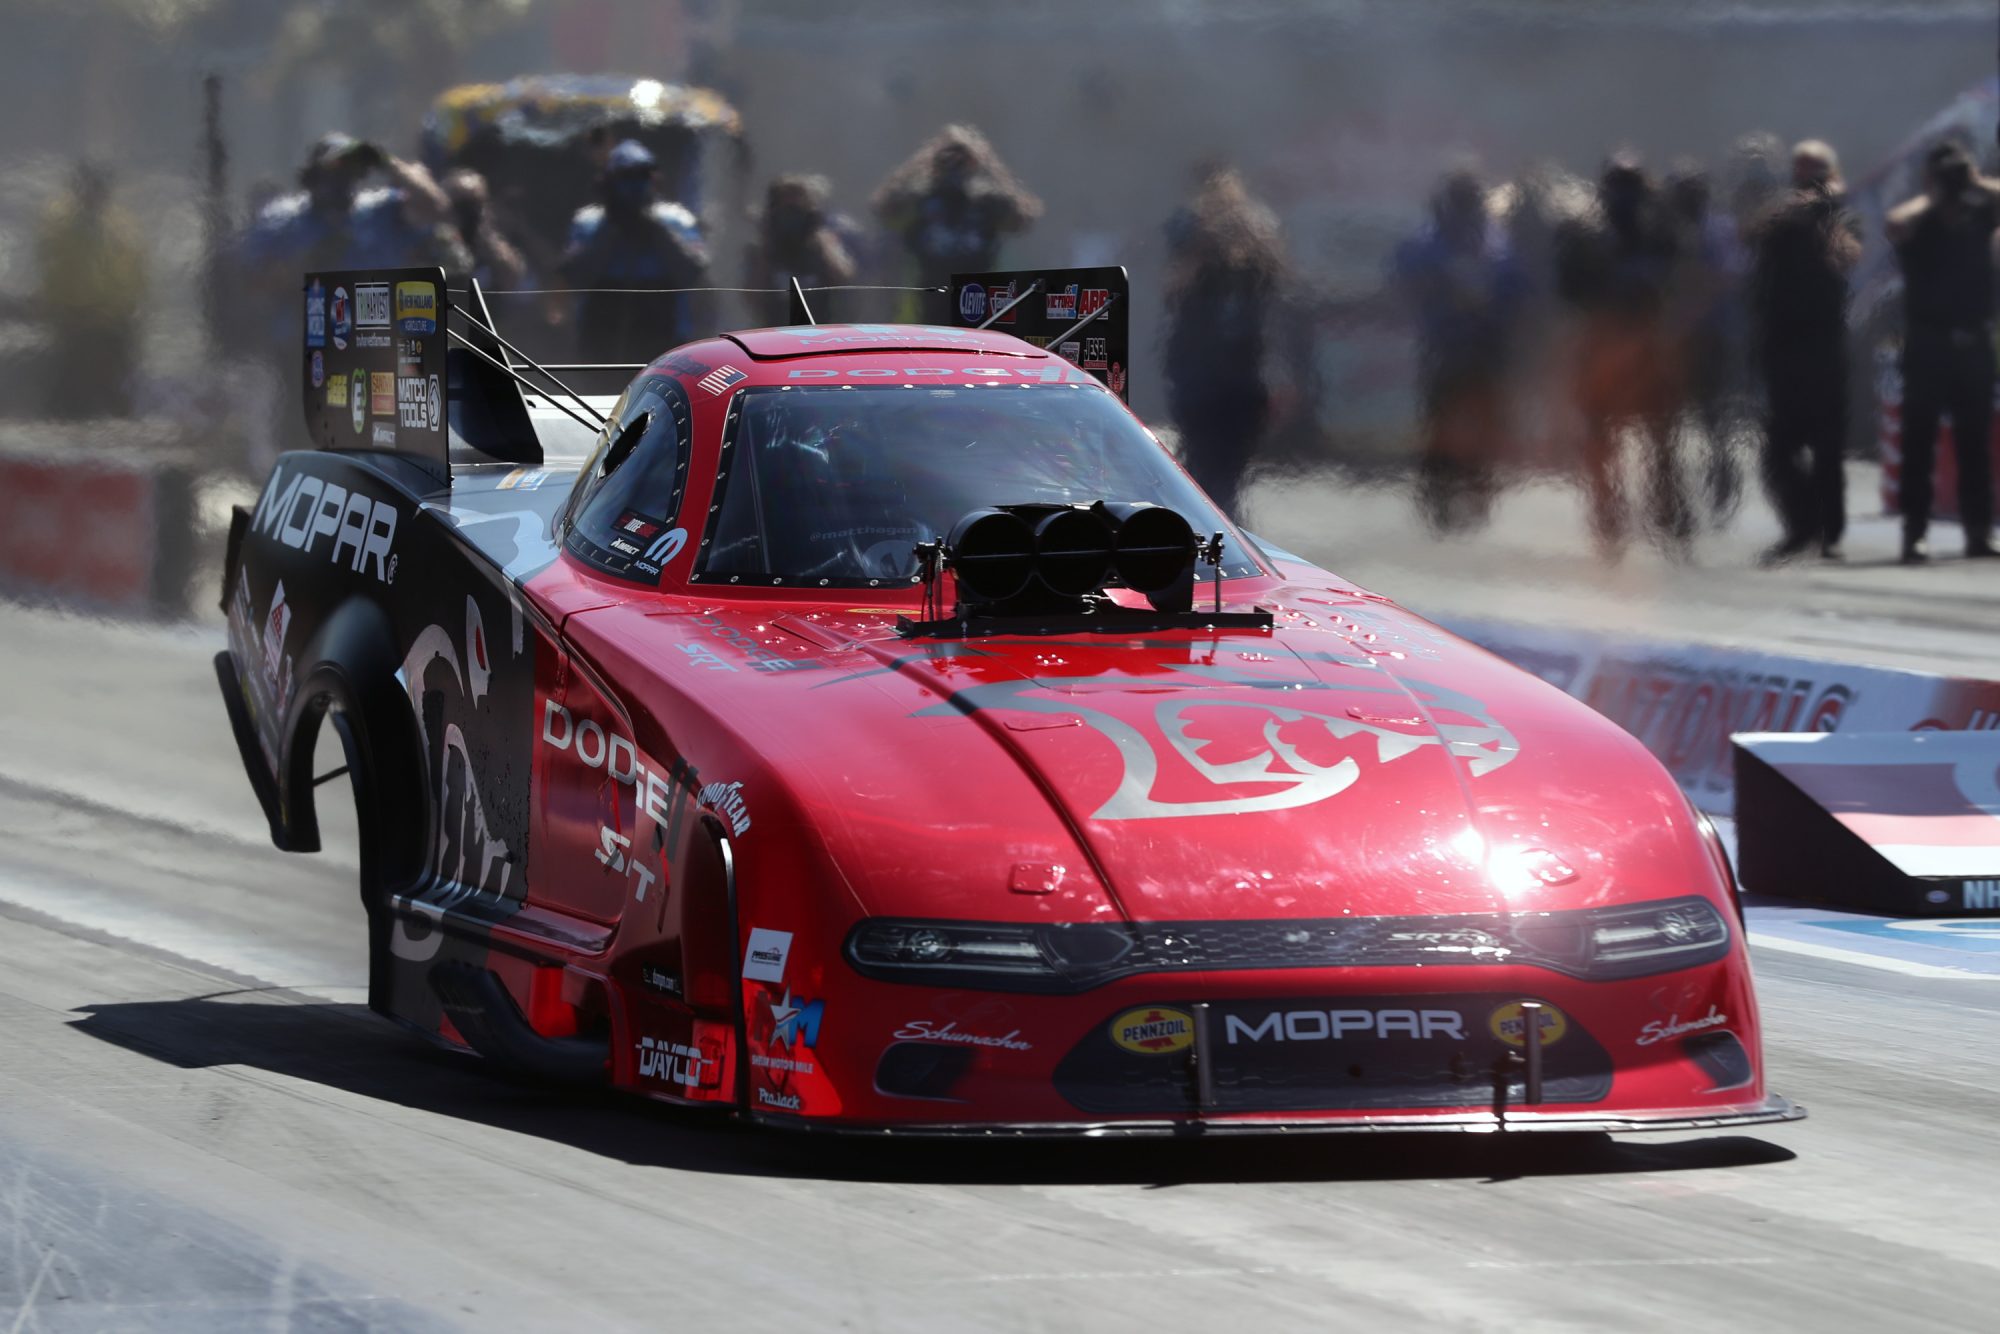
[1045, 284, 1078, 321]
[696, 364, 747, 396]
[305, 277, 326, 348]
[742, 927, 792, 983]
[262, 580, 290, 687]
[697, 779, 751, 836]
[1635, 1005, 1729, 1047]
[637, 1034, 711, 1089]
[1110, 1006, 1194, 1055]
[757, 1087, 803, 1111]
[497, 467, 550, 491]
[371, 422, 399, 448]
[958, 283, 986, 320]
[594, 823, 657, 901]
[540, 700, 745, 837]
[679, 642, 734, 673]
[309, 348, 324, 389]
[892, 1020, 1032, 1051]
[325, 372, 347, 407]
[1222, 1008, 1466, 1044]
[1965, 879, 2000, 910]
[639, 964, 680, 996]
[427, 373, 441, 431]
[1083, 335, 1107, 370]
[369, 371, 395, 418]
[249, 463, 399, 583]
[693, 613, 814, 673]
[394, 279, 438, 335]
[355, 281, 390, 329]
[766, 988, 823, 1048]
[330, 284, 351, 350]
[1490, 1001, 1568, 1048]
[349, 369, 367, 435]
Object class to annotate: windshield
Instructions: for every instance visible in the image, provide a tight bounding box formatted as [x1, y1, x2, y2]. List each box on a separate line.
[695, 385, 1262, 588]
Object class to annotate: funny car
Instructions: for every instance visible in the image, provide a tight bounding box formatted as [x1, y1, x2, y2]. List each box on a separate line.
[215, 264, 1802, 1134]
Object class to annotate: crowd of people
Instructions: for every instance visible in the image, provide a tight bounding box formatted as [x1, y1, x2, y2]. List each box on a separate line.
[1392, 132, 2000, 566]
[37, 103, 1997, 570]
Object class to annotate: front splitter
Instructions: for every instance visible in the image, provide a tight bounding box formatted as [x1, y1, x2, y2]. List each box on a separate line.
[748, 1093, 1806, 1138]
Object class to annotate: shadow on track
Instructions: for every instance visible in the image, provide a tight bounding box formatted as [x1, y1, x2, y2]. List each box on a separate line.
[70, 992, 1795, 1186]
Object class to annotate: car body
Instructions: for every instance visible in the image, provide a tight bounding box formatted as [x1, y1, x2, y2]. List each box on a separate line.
[217, 268, 1801, 1135]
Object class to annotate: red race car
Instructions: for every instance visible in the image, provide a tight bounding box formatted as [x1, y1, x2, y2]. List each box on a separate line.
[216, 266, 1801, 1134]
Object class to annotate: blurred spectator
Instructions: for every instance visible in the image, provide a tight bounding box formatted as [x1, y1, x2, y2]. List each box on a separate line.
[1748, 145, 1861, 564]
[443, 168, 529, 292]
[1391, 165, 1523, 534]
[1555, 152, 1686, 555]
[1663, 161, 1747, 522]
[1492, 163, 1591, 468]
[1727, 132, 1790, 238]
[872, 125, 1041, 320]
[744, 174, 859, 325]
[234, 133, 468, 367]
[559, 138, 711, 365]
[36, 161, 146, 418]
[239, 133, 465, 281]
[1162, 164, 1285, 519]
[1791, 139, 1846, 199]
[1886, 141, 2000, 561]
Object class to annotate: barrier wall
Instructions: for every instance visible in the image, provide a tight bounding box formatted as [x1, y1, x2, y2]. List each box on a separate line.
[1452, 616, 2000, 814]
[0, 425, 199, 618]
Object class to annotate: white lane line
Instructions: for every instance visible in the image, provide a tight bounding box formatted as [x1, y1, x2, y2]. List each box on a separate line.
[0, 869, 361, 1001]
[1749, 931, 2000, 981]
[910, 1256, 1781, 1285]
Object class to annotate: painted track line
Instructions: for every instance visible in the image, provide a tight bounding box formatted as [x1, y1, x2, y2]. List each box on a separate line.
[1748, 929, 2000, 981]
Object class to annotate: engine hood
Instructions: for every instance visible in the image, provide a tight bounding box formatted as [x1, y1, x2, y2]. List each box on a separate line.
[581, 587, 1714, 927]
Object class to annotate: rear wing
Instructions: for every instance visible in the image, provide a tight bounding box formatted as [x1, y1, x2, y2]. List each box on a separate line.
[947, 265, 1130, 402]
[302, 267, 453, 478]
[302, 267, 565, 488]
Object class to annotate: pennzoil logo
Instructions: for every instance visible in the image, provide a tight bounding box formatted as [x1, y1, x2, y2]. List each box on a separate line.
[1110, 1006, 1194, 1055]
[395, 280, 438, 334]
[1490, 1002, 1568, 1048]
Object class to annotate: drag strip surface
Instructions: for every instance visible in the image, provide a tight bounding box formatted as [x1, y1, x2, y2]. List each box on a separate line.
[2, 608, 1997, 1331]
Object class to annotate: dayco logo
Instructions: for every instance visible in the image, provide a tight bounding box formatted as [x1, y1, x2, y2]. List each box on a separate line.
[1636, 1005, 1729, 1047]
[637, 1035, 708, 1088]
[1110, 1007, 1194, 1054]
[1490, 1002, 1568, 1048]
[394, 280, 438, 334]
[1223, 1008, 1467, 1044]
[251, 466, 398, 583]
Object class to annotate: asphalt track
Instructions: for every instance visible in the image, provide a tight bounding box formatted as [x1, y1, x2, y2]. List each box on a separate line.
[3, 468, 1999, 1330]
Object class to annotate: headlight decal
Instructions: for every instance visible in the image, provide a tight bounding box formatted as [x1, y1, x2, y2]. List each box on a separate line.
[844, 897, 1731, 993]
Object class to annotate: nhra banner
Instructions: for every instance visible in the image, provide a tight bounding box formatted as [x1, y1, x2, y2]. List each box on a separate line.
[302, 267, 449, 476]
[949, 266, 1130, 403]
[1453, 617, 2000, 815]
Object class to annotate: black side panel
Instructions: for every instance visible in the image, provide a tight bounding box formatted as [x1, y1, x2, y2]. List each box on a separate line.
[222, 448, 550, 1034]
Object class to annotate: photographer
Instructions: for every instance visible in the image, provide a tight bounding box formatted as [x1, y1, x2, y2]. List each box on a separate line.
[1885, 141, 2000, 562]
[1747, 141, 1861, 564]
